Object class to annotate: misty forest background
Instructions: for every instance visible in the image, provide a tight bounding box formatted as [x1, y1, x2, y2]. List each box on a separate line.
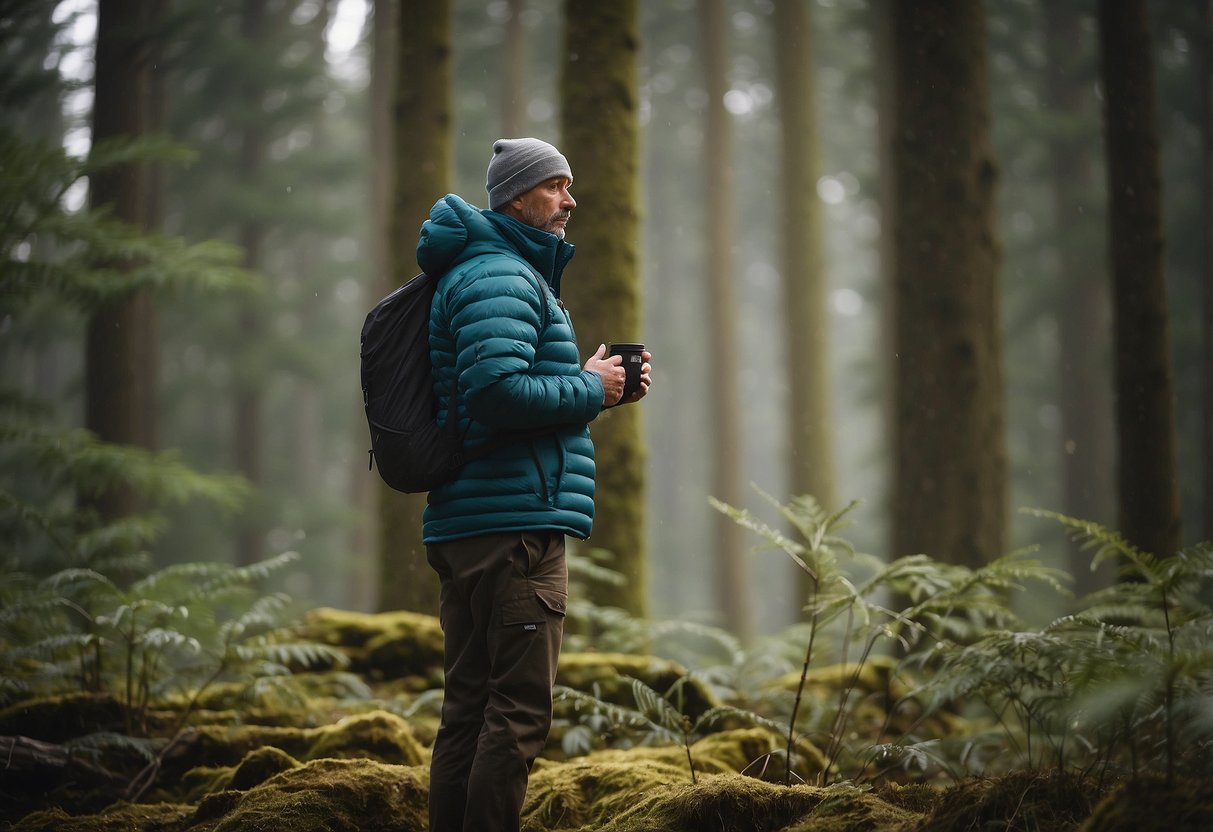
[4, 0, 1212, 644]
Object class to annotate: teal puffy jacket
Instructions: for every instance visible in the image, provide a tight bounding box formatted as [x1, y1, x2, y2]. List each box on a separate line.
[417, 194, 606, 543]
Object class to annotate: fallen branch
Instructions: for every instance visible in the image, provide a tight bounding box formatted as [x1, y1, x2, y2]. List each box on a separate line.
[0, 734, 123, 786]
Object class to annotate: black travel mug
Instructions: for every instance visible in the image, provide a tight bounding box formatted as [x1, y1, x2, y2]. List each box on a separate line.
[608, 343, 645, 400]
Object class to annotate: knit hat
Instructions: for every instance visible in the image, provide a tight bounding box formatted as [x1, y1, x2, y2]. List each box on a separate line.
[486, 138, 573, 210]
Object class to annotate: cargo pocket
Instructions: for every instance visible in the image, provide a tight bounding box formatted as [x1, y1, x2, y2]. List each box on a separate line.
[501, 587, 567, 632]
[534, 587, 567, 618]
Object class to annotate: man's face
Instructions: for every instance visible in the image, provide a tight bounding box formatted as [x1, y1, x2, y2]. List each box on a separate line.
[507, 176, 576, 239]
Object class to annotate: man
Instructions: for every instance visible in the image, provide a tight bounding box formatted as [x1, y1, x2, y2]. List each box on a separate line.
[417, 137, 652, 832]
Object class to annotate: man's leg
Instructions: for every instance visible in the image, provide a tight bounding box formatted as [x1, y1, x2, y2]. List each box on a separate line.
[462, 531, 567, 832]
[427, 538, 490, 832]
[427, 531, 567, 832]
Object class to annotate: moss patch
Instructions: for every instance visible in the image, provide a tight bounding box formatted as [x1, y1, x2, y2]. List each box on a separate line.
[10, 801, 192, 832]
[523, 757, 690, 831]
[187, 757, 428, 832]
[872, 780, 940, 815]
[1079, 775, 1213, 832]
[0, 693, 128, 742]
[305, 711, 427, 765]
[177, 708, 425, 776]
[595, 774, 908, 832]
[295, 607, 444, 687]
[913, 769, 1102, 832]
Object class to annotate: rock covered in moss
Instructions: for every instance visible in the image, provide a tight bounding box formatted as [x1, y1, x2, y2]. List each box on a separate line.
[166, 709, 425, 785]
[306, 711, 427, 765]
[178, 745, 303, 804]
[295, 607, 444, 687]
[695, 728, 826, 781]
[187, 757, 428, 832]
[523, 757, 690, 831]
[595, 773, 919, 832]
[10, 801, 193, 832]
[0, 693, 128, 742]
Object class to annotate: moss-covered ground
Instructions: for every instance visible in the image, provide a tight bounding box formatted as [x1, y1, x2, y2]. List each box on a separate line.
[3, 608, 1207, 831]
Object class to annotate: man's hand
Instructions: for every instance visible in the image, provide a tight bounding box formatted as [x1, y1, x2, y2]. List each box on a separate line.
[584, 344, 626, 407]
[584, 345, 652, 408]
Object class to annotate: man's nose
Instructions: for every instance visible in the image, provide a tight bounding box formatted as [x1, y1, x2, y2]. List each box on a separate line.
[561, 189, 576, 209]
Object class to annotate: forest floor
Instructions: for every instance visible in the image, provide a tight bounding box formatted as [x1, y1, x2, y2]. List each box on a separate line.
[1, 608, 1210, 832]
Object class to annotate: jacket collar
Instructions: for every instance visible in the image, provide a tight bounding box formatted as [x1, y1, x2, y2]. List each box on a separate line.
[485, 210, 575, 296]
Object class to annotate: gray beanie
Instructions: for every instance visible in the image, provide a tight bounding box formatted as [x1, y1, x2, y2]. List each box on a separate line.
[486, 138, 573, 210]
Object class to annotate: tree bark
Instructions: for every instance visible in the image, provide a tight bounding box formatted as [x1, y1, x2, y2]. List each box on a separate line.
[559, 0, 647, 618]
[1043, 0, 1115, 592]
[347, 0, 396, 612]
[85, 0, 161, 522]
[1202, 0, 1213, 543]
[377, 0, 453, 614]
[501, 0, 527, 137]
[233, 0, 268, 567]
[1097, 0, 1183, 558]
[699, 0, 751, 639]
[772, 0, 836, 618]
[890, 0, 1007, 569]
[872, 0, 897, 561]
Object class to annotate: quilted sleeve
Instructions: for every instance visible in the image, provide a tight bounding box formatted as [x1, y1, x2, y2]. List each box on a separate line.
[447, 267, 605, 430]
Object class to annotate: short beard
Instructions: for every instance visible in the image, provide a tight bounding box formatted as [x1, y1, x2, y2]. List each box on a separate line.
[521, 205, 570, 238]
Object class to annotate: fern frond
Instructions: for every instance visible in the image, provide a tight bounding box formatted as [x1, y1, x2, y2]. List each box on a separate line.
[628, 676, 686, 735]
[65, 731, 159, 764]
[2, 631, 96, 662]
[1022, 508, 1158, 579]
[220, 592, 293, 642]
[46, 567, 121, 597]
[233, 640, 349, 670]
[554, 684, 652, 733]
[694, 705, 790, 737]
[197, 552, 298, 598]
[0, 490, 75, 557]
[139, 627, 201, 654]
[73, 517, 166, 562]
[708, 497, 813, 576]
[567, 549, 627, 587]
[128, 561, 231, 599]
[646, 619, 743, 665]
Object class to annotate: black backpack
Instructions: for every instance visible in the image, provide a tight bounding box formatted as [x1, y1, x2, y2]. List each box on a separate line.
[360, 264, 551, 493]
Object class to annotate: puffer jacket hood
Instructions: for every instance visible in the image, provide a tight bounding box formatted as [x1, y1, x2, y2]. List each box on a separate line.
[416, 194, 603, 544]
[418, 194, 574, 297]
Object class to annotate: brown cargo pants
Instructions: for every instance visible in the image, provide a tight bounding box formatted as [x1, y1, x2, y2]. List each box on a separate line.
[425, 530, 567, 832]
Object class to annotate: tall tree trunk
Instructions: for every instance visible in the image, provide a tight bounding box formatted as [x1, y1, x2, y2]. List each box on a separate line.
[559, 0, 647, 618]
[501, 0, 526, 137]
[700, 0, 751, 639]
[85, 0, 160, 522]
[890, 1, 1006, 569]
[1203, 0, 1213, 543]
[377, 0, 452, 614]
[872, 0, 897, 560]
[138, 7, 164, 456]
[772, 0, 835, 618]
[233, 0, 267, 567]
[1097, 0, 1182, 558]
[1043, 0, 1115, 592]
[347, 0, 396, 612]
